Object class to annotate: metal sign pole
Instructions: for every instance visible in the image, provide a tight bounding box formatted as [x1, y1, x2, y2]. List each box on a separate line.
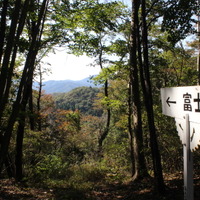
[184, 114, 193, 200]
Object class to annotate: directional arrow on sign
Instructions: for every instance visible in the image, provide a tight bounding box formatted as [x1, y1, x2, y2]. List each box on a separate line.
[166, 97, 176, 107]
[160, 86, 200, 123]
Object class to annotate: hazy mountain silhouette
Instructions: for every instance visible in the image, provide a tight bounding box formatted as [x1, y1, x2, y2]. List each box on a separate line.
[35, 76, 99, 94]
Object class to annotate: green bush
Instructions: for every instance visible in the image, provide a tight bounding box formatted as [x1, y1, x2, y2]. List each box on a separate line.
[29, 154, 69, 184]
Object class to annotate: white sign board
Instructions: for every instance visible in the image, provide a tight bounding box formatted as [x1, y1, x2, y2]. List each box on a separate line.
[161, 86, 198, 200]
[161, 86, 200, 123]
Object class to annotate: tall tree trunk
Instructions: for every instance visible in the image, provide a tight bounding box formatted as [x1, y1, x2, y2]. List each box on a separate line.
[130, 0, 148, 180]
[140, 0, 165, 193]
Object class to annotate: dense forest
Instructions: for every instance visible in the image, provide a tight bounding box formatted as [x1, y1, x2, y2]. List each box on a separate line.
[53, 86, 103, 116]
[0, 0, 200, 199]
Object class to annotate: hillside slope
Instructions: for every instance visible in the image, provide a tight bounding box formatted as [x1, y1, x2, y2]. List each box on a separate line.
[53, 86, 103, 116]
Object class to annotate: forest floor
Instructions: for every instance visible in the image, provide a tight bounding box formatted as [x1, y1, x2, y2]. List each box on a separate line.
[0, 173, 200, 200]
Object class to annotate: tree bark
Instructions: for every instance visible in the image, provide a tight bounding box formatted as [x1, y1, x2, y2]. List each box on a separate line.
[15, 80, 33, 181]
[0, 0, 22, 100]
[139, 0, 165, 193]
[29, 89, 35, 131]
[15, 109, 26, 181]
[127, 82, 135, 176]
[37, 66, 43, 131]
[98, 41, 111, 152]
[98, 79, 111, 149]
[130, 0, 148, 180]
[0, 0, 9, 64]
[0, 0, 30, 123]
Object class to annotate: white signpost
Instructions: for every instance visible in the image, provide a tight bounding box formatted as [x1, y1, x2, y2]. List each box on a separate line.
[161, 86, 200, 200]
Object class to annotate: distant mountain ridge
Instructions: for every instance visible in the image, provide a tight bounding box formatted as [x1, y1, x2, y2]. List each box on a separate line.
[40, 77, 99, 94]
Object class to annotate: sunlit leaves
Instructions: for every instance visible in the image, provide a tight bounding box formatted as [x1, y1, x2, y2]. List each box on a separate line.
[63, 0, 128, 59]
[162, 0, 198, 44]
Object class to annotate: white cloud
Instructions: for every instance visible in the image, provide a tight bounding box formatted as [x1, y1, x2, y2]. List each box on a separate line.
[42, 51, 101, 81]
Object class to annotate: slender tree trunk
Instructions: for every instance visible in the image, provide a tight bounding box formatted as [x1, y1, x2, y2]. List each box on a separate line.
[197, 5, 200, 85]
[0, 0, 30, 122]
[0, 0, 8, 64]
[29, 89, 35, 131]
[37, 66, 43, 131]
[15, 80, 32, 181]
[15, 109, 26, 181]
[128, 82, 135, 176]
[140, 0, 165, 193]
[0, 0, 22, 99]
[0, 0, 49, 174]
[98, 79, 111, 149]
[98, 42, 111, 151]
[130, 0, 148, 180]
